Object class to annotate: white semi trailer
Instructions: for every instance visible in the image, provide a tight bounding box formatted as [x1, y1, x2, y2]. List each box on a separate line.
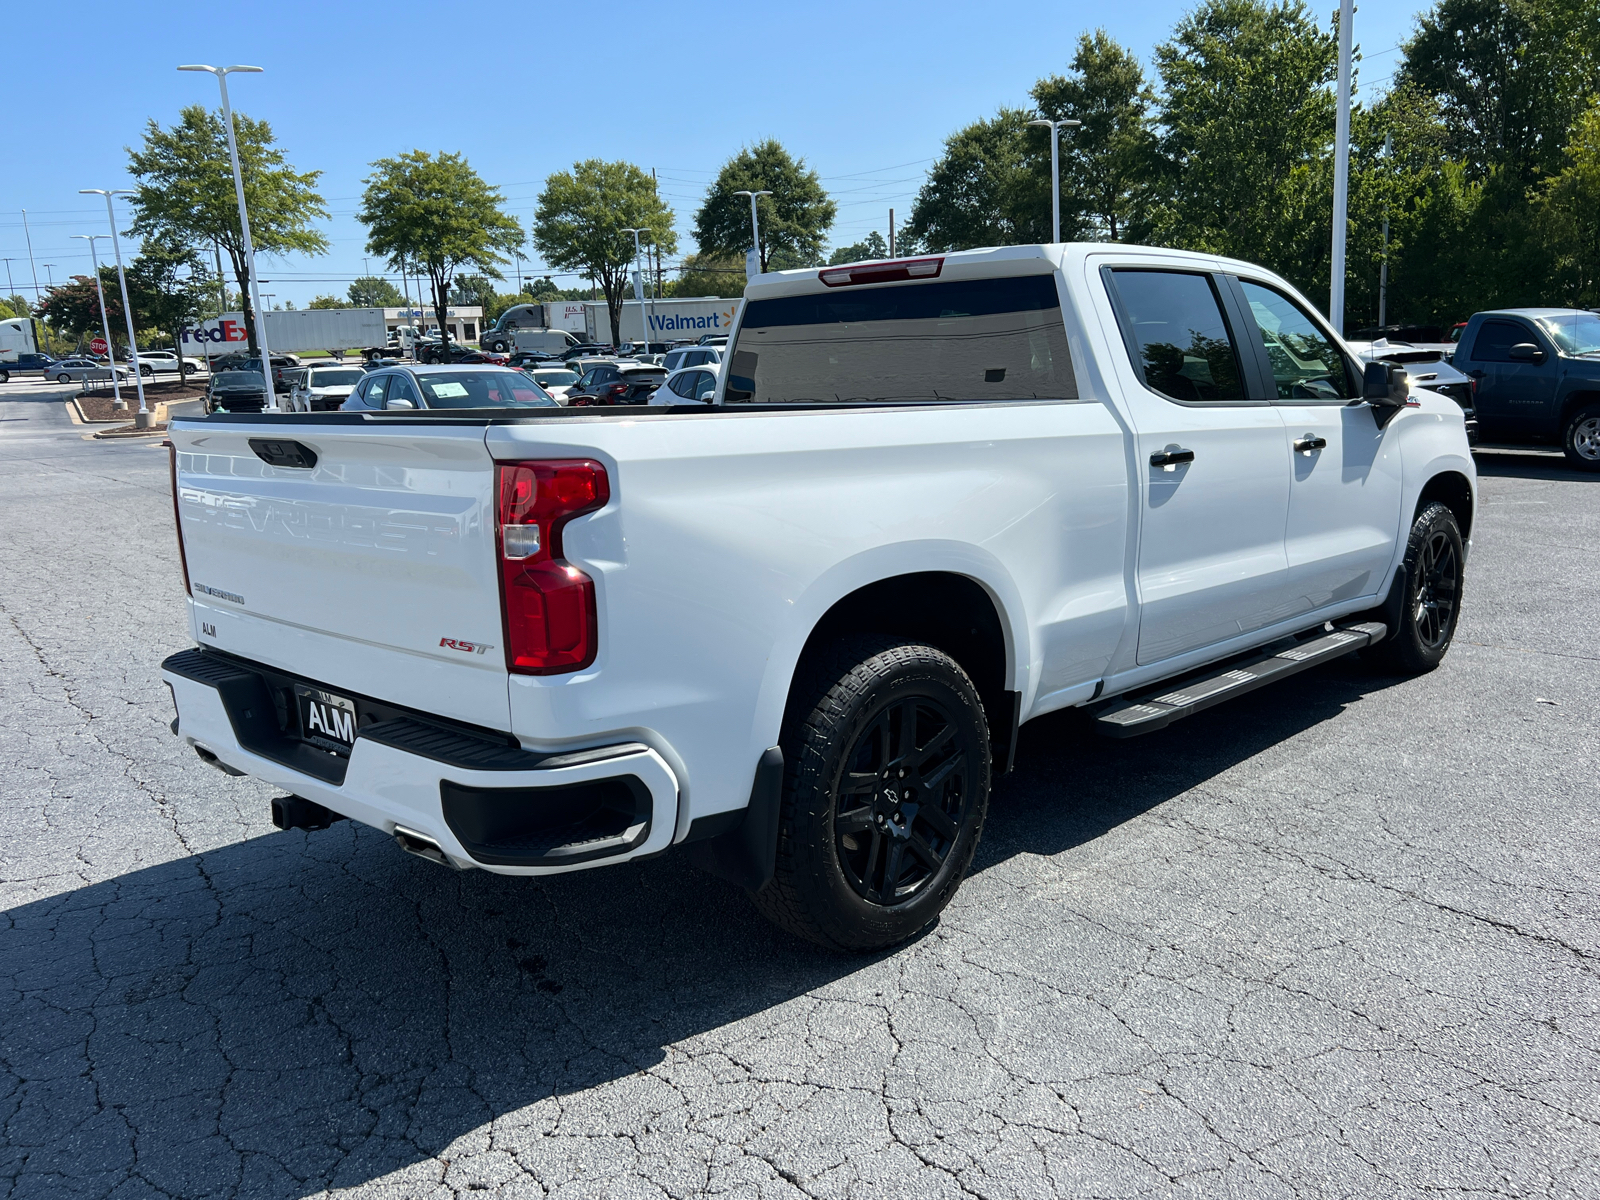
[180, 309, 390, 359]
[584, 297, 742, 346]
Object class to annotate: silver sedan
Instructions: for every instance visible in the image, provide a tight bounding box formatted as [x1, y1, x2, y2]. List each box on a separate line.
[48, 358, 131, 384]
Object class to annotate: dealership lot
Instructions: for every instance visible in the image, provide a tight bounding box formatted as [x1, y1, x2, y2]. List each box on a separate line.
[0, 383, 1596, 1198]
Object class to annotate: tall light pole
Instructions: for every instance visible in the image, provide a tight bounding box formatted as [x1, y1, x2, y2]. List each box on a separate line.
[71, 234, 123, 409]
[42, 264, 56, 290]
[80, 189, 150, 424]
[21, 210, 41, 308]
[1378, 131, 1392, 329]
[1028, 118, 1081, 244]
[620, 228, 658, 354]
[1329, 0, 1354, 335]
[732, 189, 772, 275]
[178, 64, 278, 412]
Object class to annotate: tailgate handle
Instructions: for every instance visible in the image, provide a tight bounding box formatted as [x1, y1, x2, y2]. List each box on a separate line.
[248, 438, 318, 469]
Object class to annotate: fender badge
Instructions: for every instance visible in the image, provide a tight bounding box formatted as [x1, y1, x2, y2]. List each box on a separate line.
[440, 638, 494, 655]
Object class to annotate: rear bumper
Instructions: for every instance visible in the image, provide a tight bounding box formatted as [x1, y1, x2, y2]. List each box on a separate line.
[162, 648, 679, 874]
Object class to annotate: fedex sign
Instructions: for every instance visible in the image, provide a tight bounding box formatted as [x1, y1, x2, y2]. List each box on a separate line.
[181, 316, 251, 349]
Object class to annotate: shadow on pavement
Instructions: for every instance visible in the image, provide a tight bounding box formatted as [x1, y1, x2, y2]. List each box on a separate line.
[0, 656, 1398, 1197]
[1473, 447, 1598, 482]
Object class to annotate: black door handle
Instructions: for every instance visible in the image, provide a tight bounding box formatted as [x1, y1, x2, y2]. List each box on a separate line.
[1293, 436, 1327, 454]
[1149, 448, 1195, 470]
[1468, 369, 1485, 378]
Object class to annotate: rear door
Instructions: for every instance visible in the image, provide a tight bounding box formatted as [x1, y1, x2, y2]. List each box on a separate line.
[171, 420, 511, 731]
[1231, 277, 1402, 614]
[1102, 266, 1294, 665]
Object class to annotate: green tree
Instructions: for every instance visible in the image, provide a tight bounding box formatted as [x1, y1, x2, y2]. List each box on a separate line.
[905, 108, 1051, 252]
[126, 104, 328, 355]
[358, 151, 524, 349]
[1397, 0, 1600, 186]
[828, 231, 889, 265]
[347, 275, 405, 307]
[451, 273, 496, 308]
[532, 159, 676, 346]
[693, 140, 836, 272]
[666, 252, 744, 297]
[523, 275, 563, 300]
[126, 241, 212, 356]
[1146, 0, 1338, 292]
[1534, 100, 1600, 307]
[34, 272, 119, 343]
[1032, 30, 1157, 241]
[309, 294, 347, 309]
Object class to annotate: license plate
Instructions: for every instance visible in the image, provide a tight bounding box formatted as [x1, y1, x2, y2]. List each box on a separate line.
[296, 685, 357, 754]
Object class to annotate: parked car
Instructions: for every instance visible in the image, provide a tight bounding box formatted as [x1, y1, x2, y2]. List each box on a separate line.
[0, 352, 58, 383]
[212, 353, 300, 391]
[288, 364, 367, 412]
[662, 346, 722, 373]
[338, 364, 557, 412]
[649, 363, 719, 404]
[617, 341, 673, 357]
[562, 343, 614, 361]
[415, 341, 506, 365]
[1452, 307, 1600, 468]
[49, 357, 130, 384]
[163, 241, 1474, 951]
[205, 370, 269, 413]
[1348, 339, 1478, 444]
[696, 334, 728, 347]
[520, 365, 580, 403]
[566, 362, 667, 405]
[127, 349, 205, 377]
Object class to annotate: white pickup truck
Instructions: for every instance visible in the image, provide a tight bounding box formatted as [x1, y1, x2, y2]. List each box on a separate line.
[161, 243, 1475, 950]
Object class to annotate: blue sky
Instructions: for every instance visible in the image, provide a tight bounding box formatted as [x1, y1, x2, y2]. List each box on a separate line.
[4, 0, 1433, 309]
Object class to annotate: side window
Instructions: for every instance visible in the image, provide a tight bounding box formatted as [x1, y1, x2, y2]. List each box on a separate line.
[363, 375, 389, 408]
[386, 377, 419, 408]
[667, 372, 693, 399]
[1237, 280, 1355, 401]
[1471, 320, 1534, 363]
[576, 369, 595, 387]
[692, 371, 717, 401]
[1108, 270, 1244, 403]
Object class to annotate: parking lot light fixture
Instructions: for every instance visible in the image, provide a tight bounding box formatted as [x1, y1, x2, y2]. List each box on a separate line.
[731, 190, 772, 273]
[1027, 118, 1080, 245]
[620, 228, 658, 355]
[71, 234, 123, 410]
[80, 189, 149, 423]
[178, 64, 278, 411]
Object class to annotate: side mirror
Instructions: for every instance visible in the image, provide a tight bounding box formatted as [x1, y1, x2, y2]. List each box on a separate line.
[1361, 360, 1406, 402]
[386, 397, 415, 410]
[1508, 342, 1546, 363]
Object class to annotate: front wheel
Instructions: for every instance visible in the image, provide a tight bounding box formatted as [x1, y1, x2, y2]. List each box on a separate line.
[1368, 502, 1465, 675]
[753, 637, 991, 951]
[1562, 403, 1600, 471]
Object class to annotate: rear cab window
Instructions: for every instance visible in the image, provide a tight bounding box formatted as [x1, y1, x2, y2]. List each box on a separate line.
[724, 274, 1076, 404]
[1106, 269, 1244, 403]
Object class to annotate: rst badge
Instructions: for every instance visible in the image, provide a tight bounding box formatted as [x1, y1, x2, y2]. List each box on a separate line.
[440, 638, 494, 655]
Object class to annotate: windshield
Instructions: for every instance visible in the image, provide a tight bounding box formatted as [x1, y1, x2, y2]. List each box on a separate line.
[532, 370, 577, 386]
[416, 370, 555, 408]
[308, 368, 364, 387]
[1538, 312, 1600, 355]
[215, 372, 265, 388]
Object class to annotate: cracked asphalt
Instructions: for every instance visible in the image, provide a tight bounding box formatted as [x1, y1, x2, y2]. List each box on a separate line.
[1, 380, 1597, 1199]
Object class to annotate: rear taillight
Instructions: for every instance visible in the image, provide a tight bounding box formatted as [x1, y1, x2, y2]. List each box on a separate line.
[495, 460, 609, 674]
[166, 440, 191, 596]
[605, 383, 628, 400]
[819, 256, 944, 287]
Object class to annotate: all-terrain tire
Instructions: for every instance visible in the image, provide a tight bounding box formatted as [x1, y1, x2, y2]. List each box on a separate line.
[1367, 502, 1465, 675]
[1562, 402, 1600, 471]
[752, 636, 991, 951]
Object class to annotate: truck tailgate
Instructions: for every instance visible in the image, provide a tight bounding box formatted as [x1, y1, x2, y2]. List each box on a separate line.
[170, 420, 510, 731]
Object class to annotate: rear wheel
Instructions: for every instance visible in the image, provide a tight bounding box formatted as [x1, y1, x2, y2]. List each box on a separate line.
[753, 637, 991, 951]
[1368, 502, 1464, 675]
[1562, 403, 1600, 471]
[56, 373, 71, 384]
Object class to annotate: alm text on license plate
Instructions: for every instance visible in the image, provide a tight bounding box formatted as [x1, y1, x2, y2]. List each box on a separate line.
[296, 685, 357, 754]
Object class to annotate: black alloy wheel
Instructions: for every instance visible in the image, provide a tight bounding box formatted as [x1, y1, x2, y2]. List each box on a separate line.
[833, 695, 974, 906]
[754, 636, 991, 951]
[1367, 501, 1465, 675]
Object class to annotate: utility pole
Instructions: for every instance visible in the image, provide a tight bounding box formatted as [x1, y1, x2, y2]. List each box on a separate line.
[1330, 0, 1354, 335]
[889, 209, 895, 258]
[2, 259, 16, 306]
[21, 210, 41, 307]
[1378, 132, 1392, 329]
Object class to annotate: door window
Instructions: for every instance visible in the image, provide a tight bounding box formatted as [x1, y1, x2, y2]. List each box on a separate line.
[1237, 280, 1355, 400]
[1471, 320, 1536, 362]
[362, 375, 389, 407]
[1108, 270, 1244, 403]
[385, 376, 420, 408]
[691, 371, 717, 401]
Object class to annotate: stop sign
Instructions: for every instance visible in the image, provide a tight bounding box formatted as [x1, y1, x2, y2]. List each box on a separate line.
[90, 337, 108, 356]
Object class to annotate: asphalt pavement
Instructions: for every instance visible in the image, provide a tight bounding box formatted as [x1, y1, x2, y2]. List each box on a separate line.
[1, 380, 1596, 1199]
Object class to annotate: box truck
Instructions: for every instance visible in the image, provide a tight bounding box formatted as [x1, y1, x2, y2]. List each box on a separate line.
[180, 309, 390, 358]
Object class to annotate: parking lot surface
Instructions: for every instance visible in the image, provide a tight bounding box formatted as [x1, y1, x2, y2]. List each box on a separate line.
[1, 381, 1596, 1199]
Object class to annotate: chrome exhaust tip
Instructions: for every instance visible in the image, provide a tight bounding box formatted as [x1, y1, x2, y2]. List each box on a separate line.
[393, 825, 461, 869]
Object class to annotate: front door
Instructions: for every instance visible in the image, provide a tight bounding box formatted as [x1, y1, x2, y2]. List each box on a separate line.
[1465, 318, 1561, 437]
[1233, 279, 1404, 615]
[1103, 267, 1293, 666]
